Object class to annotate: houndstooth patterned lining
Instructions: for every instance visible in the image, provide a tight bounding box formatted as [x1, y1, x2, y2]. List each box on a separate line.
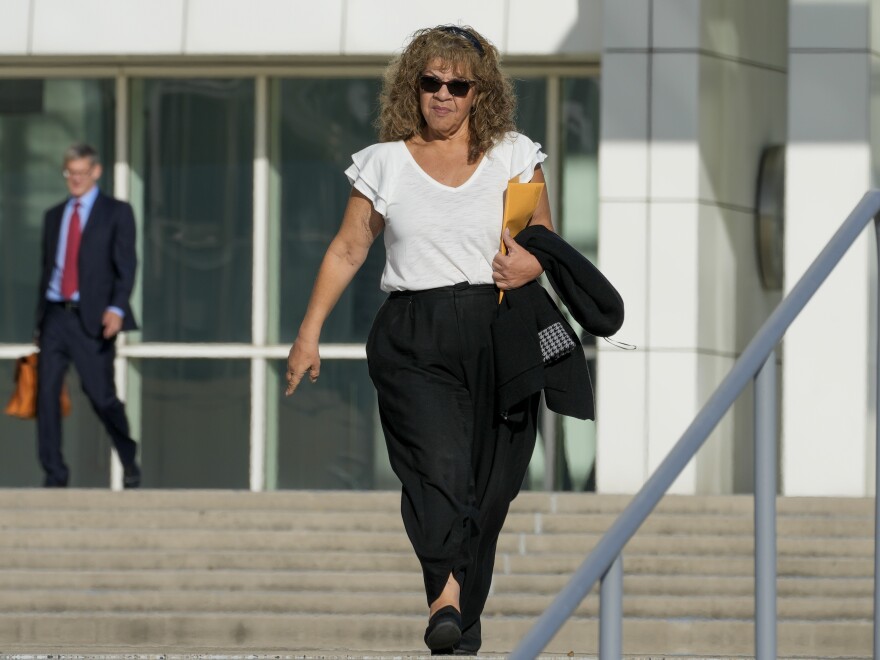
[538, 321, 577, 364]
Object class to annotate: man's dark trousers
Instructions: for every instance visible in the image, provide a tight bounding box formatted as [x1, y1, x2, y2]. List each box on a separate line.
[37, 303, 137, 487]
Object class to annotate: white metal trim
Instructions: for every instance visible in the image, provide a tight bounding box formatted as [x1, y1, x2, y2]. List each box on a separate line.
[0, 346, 35, 359]
[250, 75, 270, 492]
[110, 72, 130, 492]
[250, 357, 266, 492]
[253, 75, 269, 348]
[113, 343, 366, 359]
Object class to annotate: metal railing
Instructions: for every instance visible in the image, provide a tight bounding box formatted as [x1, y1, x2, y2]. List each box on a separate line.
[510, 190, 880, 660]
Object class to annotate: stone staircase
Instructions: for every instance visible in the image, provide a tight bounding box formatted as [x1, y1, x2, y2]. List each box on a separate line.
[0, 489, 873, 657]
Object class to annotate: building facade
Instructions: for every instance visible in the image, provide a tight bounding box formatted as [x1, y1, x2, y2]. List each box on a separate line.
[0, 0, 875, 497]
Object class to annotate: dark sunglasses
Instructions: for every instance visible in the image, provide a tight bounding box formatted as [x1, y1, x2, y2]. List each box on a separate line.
[419, 75, 474, 97]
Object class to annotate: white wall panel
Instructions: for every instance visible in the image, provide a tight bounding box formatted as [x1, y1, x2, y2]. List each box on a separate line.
[699, 59, 787, 210]
[647, 202, 699, 350]
[652, 0, 701, 50]
[646, 350, 699, 494]
[596, 349, 648, 493]
[702, 0, 788, 69]
[649, 54, 700, 200]
[185, 0, 344, 54]
[695, 204, 739, 355]
[603, 0, 649, 50]
[0, 0, 31, 54]
[599, 54, 649, 200]
[31, 0, 184, 54]
[783, 144, 871, 496]
[695, 353, 736, 494]
[598, 202, 648, 348]
[697, 205, 776, 355]
[789, 54, 869, 143]
[507, 0, 601, 55]
[343, 0, 505, 55]
[790, 0, 870, 50]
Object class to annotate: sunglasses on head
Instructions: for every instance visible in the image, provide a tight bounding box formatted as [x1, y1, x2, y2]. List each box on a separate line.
[419, 75, 474, 97]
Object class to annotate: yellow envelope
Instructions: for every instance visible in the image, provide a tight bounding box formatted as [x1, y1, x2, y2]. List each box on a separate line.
[498, 177, 545, 302]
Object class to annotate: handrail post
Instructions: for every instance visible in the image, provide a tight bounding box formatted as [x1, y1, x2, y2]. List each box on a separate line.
[599, 553, 623, 659]
[873, 215, 880, 660]
[754, 350, 778, 660]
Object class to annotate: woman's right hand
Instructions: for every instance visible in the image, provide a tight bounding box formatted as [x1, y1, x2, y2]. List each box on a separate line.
[285, 337, 320, 396]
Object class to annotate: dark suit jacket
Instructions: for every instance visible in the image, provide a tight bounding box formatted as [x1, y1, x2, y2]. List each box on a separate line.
[36, 191, 139, 339]
[491, 225, 624, 421]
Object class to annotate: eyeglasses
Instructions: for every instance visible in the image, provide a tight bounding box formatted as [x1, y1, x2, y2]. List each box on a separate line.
[419, 75, 474, 98]
[62, 167, 94, 180]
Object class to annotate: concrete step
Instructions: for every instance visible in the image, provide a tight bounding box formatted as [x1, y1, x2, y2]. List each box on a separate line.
[0, 547, 872, 581]
[1, 568, 872, 599]
[0, 587, 871, 621]
[0, 488, 873, 658]
[0, 507, 871, 538]
[0, 488, 873, 517]
[503, 551, 874, 578]
[0, 612, 872, 656]
[0, 527, 871, 558]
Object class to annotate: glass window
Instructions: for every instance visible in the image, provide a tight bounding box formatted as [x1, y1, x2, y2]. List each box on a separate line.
[512, 77, 548, 148]
[270, 359, 390, 490]
[136, 359, 250, 488]
[274, 78, 386, 344]
[560, 77, 600, 256]
[0, 359, 110, 487]
[0, 359, 44, 486]
[559, 77, 601, 491]
[270, 77, 436, 491]
[0, 79, 115, 343]
[132, 79, 254, 343]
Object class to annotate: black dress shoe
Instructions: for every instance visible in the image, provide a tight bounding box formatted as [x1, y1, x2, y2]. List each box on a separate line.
[424, 605, 461, 653]
[455, 618, 481, 654]
[123, 463, 141, 489]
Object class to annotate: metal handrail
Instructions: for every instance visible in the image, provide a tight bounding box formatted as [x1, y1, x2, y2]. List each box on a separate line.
[510, 189, 880, 659]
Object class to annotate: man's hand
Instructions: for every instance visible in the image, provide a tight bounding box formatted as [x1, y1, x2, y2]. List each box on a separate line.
[102, 310, 123, 339]
[492, 229, 544, 290]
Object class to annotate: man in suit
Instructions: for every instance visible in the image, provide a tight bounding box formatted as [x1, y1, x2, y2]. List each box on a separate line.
[34, 143, 141, 488]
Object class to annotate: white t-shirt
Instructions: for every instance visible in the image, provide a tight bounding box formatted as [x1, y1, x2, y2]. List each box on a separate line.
[345, 131, 547, 292]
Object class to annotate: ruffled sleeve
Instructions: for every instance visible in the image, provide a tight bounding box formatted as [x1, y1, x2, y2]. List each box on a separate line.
[507, 132, 548, 183]
[344, 142, 396, 217]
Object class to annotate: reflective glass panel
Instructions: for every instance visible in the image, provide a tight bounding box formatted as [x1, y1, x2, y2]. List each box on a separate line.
[512, 77, 548, 148]
[0, 79, 115, 343]
[136, 359, 250, 488]
[271, 359, 392, 490]
[560, 77, 600, 256]
[134, 79, 254, 343]
[0, 358, 110, 487]
[275, 78, 386, 344]
[0, 359, 44, 486]
[559, 77, 600, 491]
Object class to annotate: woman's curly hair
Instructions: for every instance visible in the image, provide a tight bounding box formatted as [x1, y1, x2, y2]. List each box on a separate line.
[377, 25, 516, 164]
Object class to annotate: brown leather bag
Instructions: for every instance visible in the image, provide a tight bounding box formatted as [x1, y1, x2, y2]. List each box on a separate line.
[4, 354, 71, 419]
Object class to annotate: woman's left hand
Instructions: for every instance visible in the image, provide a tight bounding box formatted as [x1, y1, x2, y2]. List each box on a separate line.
[492, 228, 544, 290]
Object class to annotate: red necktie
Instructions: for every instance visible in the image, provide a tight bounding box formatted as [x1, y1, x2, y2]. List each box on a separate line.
[60, 202, 82, 300]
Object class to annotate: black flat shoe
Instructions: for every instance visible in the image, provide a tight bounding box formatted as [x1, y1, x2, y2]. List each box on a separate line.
[424, 605, 461, 653]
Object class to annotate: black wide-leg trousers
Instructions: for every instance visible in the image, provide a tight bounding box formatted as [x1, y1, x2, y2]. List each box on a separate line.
[366, 282, 539, 647]
[37, 303, 137, 486]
